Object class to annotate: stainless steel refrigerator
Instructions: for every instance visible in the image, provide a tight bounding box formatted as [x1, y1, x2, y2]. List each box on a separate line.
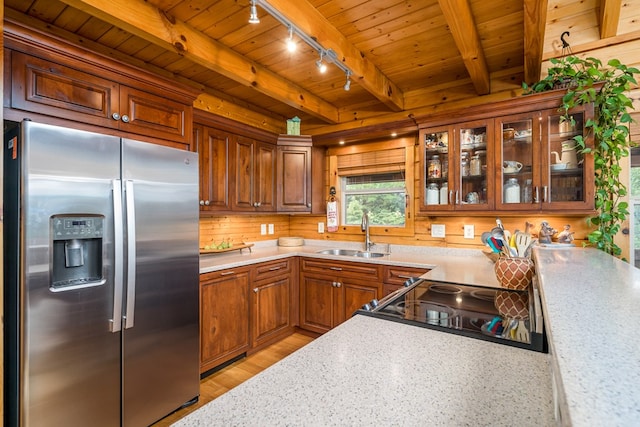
[3, 120, 200, 426]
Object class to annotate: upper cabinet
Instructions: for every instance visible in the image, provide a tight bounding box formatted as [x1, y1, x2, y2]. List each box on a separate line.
[277, 135, 313, 213]
[4, 26, 197, 148]
[231, 135, 276, 212]
[419, 91, 595, 215]
[421, 119, 495, 212]
[194, 117, 324, 214]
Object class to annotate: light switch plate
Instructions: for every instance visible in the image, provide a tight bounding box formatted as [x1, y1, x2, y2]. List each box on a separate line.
[268, 224, 274, 235]
[260, 224, 267, 235]
[431, 224, 446, 238]
[464, 224, 474, 239]
[318, 222, 325, 233]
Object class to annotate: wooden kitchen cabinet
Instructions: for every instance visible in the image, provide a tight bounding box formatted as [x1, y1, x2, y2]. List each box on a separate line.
[194, 124, 231, 211]
[382, 265, 430, 296]
[250, 259, 294, 349]
[418, 89, 595, 215]
[277, 135, 313, 212]
[8, 50, 193, 146]
[299, 258, 382, 334]
[495, 104, 594, 212]
[200, 267, 250, 374]
[231, 135, 276, 212]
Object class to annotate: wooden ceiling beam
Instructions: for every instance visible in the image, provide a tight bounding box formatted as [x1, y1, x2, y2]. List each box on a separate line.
[58, 0, 342, 124]
[436, 0, 490, 95]
[260, 0, 404, 112]
[523, 0, 548, 85]
[599, 0, 622, 39]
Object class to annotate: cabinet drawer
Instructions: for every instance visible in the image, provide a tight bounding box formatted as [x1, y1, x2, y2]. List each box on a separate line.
[201, 266, 250, 283]
[383, 266, 430, 285]
[254, 259, 291, 280]
[301, 258, 381, 280]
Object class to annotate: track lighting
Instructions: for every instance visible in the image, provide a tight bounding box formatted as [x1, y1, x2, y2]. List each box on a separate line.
[248, 0, 260, 24]
[316, 51, 327, 73]
[286, 26, 296, 52]
[344, 71, 351, 91]
[250, 0, 353, 88]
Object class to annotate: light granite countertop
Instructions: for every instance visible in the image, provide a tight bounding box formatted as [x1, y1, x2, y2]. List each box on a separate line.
[200, 239, 501, 289]
[174, 315, 554, 427]
[189, 240, 640, 426]
[533, 246, 640, 426]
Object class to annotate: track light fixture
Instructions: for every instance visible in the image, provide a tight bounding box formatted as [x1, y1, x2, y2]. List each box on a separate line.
[286, 26, 296, 52]
[248, 0, 260, 24]
[250, 0, 354, 91]
[344, 71, 351, 91]
[316, 51, 327, 73]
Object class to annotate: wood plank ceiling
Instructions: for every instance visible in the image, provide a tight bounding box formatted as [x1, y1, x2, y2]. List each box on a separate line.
[4, 0, 640, 142]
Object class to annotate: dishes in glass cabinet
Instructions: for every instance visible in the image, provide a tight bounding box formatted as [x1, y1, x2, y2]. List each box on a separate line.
[514, 130, 532, 139]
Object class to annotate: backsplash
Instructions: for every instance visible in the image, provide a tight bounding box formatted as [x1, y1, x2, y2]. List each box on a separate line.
[200, 213, 591, 250]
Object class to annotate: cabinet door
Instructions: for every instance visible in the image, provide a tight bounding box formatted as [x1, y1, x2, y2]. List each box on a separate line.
[299, 273, 338, 334]
[200, 270, 250, 373]
[251, 275, 291, 348]
[231, 135, 255, 211]
[11, 51, 119, 129]
[341, 280, 379, 321]
[421, 125, 454, 212]
[197, 126, 230, 211]
[456, 119, 494, 211]
[495, 112, 541, 210]
[118, 85, 191, 144]
[254, 141, 276, 211]
[277, 145, 312, 212]
[541, 104, 595, 211]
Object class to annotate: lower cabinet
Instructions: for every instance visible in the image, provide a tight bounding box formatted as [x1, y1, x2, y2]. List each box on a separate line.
[382, 265, 431, 296]
[251, 259, 294, 348]
[200, 267, 250, 374]
[299, 258, 382, 334]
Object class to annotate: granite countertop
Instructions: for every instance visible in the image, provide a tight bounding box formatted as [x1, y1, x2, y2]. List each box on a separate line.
[200, 239, 501, 288]
[190, 241, 640, 426]
[173, 315, 554, 427]
[533, 246, 640, 426]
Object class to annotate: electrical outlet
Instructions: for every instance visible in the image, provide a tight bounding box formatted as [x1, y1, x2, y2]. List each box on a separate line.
[268, 224, 274, 235]
[260, 224, 267, 235]
[431, 224, 446, 238]
[464, 224, 474, 239]
[318, 222, 325, 233]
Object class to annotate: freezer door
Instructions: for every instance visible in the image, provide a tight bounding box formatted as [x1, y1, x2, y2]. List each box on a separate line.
[121, 139, 200, 427]
[18, 122, 122, 426]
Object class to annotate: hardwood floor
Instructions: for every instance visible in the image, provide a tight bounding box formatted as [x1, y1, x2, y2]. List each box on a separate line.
[153, 332, 315, 426]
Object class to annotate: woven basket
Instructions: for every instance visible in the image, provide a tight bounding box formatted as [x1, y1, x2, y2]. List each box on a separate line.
[494, 257, 534, 290]
[494, 290, 529, 319]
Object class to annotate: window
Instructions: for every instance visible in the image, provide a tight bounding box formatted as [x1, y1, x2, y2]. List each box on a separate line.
[342, 172, 406, 226]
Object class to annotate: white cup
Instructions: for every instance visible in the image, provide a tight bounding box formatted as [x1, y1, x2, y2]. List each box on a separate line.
[503, 160, 523, 173]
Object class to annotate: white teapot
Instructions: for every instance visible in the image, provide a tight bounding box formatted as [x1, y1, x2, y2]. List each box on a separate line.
[551, 142, 578, 169]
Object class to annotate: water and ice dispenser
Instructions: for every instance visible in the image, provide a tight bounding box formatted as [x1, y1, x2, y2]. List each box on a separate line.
[51, 215, 105, 291]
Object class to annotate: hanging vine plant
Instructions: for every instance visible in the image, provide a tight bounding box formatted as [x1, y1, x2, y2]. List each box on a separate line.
[523, 54, 639, 257]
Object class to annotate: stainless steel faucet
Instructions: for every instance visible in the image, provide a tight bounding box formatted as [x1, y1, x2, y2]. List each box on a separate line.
[361, 209, 373, 252]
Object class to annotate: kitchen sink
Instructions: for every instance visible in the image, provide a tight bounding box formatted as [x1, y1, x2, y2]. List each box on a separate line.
[354, 251, 386, 258]
[316, 249, 361, 256]
[316, 249, 387, 258]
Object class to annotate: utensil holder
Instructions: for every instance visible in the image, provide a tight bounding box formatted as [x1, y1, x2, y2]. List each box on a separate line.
[494, 256, 534, 290]
[494, 290, 529, 319]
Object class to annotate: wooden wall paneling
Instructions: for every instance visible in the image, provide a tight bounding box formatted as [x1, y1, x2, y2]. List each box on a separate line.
[199, 215, 291, 249]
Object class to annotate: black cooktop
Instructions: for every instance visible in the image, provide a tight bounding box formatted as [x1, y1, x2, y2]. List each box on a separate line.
[357, 279, 547, 352]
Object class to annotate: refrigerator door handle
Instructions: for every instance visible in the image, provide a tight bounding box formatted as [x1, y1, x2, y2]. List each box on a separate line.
[124, 179, 137, 329]
[111, 179, 124, 332]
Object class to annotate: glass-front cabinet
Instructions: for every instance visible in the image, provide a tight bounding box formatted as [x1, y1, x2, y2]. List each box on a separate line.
[421, 120, 494, 212]
[542, 104, 594, 210]
[495, 113, 540, 210]
[419, 94, 594, 215]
